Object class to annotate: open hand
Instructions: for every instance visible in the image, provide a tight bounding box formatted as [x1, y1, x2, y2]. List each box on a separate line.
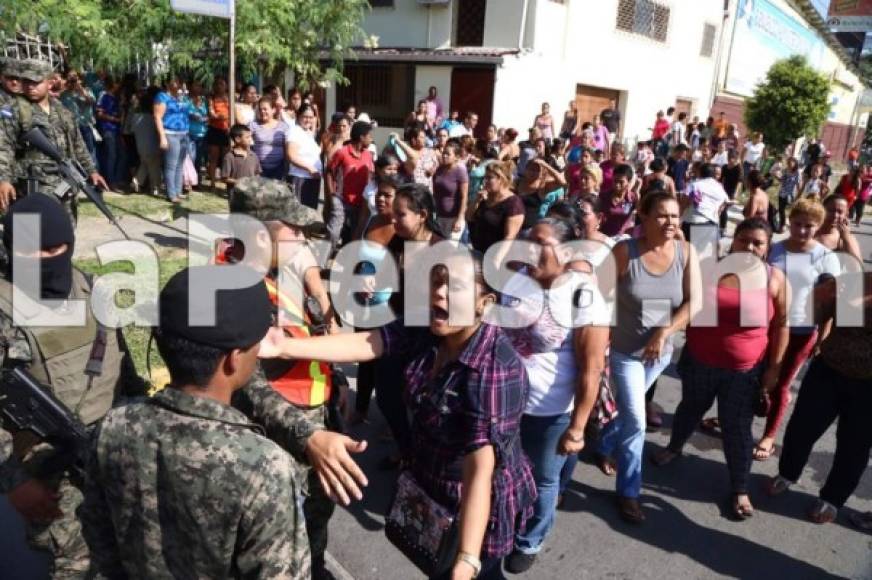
[305, 430, 368, 505]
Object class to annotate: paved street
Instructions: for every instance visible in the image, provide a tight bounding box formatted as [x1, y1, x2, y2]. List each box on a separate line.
[1, 209, 871, 579]
[326, 210, 872, 580]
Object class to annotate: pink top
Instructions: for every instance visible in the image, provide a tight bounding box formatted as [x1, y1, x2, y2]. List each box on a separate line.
[686, 282, 774, 370]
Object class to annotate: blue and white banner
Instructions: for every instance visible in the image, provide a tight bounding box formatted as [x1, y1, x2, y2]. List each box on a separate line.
[727, 0, 827, 97]
[170, 0, 234, 19]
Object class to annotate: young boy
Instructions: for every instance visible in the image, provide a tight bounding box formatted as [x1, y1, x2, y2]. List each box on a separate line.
[221, 124, 261, 191]
[667, 144, 690, 194]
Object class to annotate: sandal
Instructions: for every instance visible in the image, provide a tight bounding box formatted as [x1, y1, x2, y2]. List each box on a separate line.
[808, 499, 837, 524]
[700, 417, 722, 436]
[731, 494, 754, 520]
[650, 448, 680, 467]
[765, 475, 792, 496]
[753, 442, 775, 461]
[618, 497, 646, 524]
[595, 453, 616, 477]
[849, 511, 872, 531]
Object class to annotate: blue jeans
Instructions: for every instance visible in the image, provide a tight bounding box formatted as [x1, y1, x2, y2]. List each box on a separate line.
[597, 348, 672, 498]
[97, 129, 122, 184]
[188, 135, 206, 172]
[163, 132, 188, 199]
[515, 413, 571, 555]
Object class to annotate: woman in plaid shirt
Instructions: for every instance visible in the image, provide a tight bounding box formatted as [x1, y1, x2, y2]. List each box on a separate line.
[261, 252, 536, 579]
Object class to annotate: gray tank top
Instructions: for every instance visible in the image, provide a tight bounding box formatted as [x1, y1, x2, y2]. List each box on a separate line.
[611, 238, 685, 357]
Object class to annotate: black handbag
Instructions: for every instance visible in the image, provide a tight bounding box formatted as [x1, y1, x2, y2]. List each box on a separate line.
[385, 470, 459, 578]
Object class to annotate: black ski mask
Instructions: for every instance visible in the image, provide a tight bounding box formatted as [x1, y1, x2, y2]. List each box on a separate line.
[3, 194, 75, 300]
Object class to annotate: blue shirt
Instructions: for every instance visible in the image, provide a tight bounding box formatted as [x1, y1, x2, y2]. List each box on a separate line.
[187, 97, 208, 138]
[96, 93, 120, 133]
[155, 91, 190, 133]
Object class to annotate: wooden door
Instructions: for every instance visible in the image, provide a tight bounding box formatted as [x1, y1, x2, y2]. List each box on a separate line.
[449, 67, 495, 140]
[575, 84, 620, 127]
[675, 98, 693, 118]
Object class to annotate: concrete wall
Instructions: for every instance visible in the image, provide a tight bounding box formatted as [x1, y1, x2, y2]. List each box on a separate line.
[491, 0, 723, 146]
[413, 65, 453, 110]
[482, 0, 528, 48]
[363, 1, 453, 48]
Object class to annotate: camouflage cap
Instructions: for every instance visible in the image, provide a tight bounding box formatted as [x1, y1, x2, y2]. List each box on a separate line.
[229, 176, 326, 235]
[16, 59, 52, 82]
[0, 57, 22, 78]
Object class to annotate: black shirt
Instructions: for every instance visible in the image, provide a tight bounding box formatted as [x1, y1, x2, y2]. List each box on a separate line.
[600, 108, 621, 134]
[721, 164, 743, 197]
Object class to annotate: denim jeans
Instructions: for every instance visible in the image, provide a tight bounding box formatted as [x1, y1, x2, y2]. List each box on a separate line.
[515, 413, 571, 555]
[188, 135, 206, 172]
[597, 348, 672, 498]
[97, 129, 122, 185]
[163, 132, 188, 200]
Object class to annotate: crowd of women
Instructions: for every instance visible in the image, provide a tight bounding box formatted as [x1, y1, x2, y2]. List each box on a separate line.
[56, 73, 872, 579]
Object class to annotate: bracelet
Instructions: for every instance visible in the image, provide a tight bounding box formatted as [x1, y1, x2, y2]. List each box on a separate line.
[456, 551, 481, 578]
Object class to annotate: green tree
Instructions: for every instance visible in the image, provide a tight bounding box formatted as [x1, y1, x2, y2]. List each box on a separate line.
[0, 0, 369, 86]
[744, 55, 831, 153]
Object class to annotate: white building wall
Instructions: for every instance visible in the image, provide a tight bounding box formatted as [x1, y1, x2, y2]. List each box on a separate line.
[413, 65, 453, 108]
[716, 0, 866, 126]
[492, 0, 723, 145]
[363, 1, 453, 49]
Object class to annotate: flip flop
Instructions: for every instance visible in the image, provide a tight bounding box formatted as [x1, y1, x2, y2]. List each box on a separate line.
[731, 494, 754, 520]
[618, 497, 646, 524]
[651, 448, 680, 467]
[849, 511, 872, 531]
[753, 442, 775, 461]
[808, 499, 837, 524]
[765, 475, 792, 497]
[596, 453, 616, 477]
[700, 417, 722, 436]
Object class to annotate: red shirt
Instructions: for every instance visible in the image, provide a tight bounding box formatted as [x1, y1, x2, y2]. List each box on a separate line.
[652, 118, 670, 141]
[327, 144, 374, 206]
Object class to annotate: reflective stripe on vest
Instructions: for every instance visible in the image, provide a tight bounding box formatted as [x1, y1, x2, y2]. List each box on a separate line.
[263, 277, 332, 407]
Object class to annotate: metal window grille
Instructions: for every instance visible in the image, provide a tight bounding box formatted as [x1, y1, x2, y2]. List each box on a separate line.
[2, 33, 64, 71]
[700, 23, 716, 57]
[616, 0, 670, 43]
[336, 64, 414, 128]
[456, 0, 487, 47]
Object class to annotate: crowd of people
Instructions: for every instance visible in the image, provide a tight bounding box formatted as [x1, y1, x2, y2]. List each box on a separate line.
[0, 55, 870, 580]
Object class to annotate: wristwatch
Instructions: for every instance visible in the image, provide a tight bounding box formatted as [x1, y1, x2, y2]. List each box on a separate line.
[456, 551, 482, 578]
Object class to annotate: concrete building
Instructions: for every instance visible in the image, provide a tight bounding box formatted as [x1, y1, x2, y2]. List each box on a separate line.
[326, 0, 726, 145]
[712, 0, 869, 161]
[324, 0, 868, 158]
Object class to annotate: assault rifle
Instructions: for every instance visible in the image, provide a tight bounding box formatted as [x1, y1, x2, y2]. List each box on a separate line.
[0, 367, 89, 482]
[23, 127, 129, 239]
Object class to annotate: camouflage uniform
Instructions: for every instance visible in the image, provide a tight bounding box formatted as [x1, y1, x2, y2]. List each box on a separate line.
[0, 270, 145, 579]
[79, 387, 310, 579]
[0, 60, 96, 222]
[227, 177, 337, 575]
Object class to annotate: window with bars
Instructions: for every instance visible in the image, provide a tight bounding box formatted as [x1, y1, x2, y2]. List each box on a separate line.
[616, 0, 670, 43]
[336, 64, 414, 128]
[456, 0, 487, 47]
[700, 23, 716, 57]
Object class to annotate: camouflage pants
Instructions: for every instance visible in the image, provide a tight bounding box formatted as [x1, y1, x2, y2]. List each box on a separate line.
[26, 476, 92, 579]
[296, 406, 336, 565]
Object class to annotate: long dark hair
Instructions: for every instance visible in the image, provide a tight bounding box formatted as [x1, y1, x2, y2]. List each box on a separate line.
[395, 183, 444, 238]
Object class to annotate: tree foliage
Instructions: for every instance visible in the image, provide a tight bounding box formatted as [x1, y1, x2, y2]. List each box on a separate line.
[0, 0, 369, 86]
[744, 55, 831, 153]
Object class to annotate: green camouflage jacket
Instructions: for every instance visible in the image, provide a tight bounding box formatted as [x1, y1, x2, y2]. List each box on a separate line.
[80, 387, 310, 579]
[0, 96, 96, 192]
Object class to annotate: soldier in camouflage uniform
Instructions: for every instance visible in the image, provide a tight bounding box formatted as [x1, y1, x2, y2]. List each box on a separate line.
[0, 194, 145, 579]
[79, 266, 310, 579]
[226, 177, 367, 580]
[0, 57, 23, 106]
[0, 58, 108, 220]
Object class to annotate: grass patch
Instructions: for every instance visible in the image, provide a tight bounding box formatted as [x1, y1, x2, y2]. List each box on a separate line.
[78, 190, 229, 220]
[74, 255, 188, 384]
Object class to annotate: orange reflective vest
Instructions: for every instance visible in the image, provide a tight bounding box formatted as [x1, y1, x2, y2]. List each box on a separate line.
[263, 277, 332, 408]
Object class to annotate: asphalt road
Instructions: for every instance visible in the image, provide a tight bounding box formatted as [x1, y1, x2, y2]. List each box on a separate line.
[2, 208, 871, 579]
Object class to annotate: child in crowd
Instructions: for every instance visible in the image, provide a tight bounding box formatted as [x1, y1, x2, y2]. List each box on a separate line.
[221, 124, 261, 191]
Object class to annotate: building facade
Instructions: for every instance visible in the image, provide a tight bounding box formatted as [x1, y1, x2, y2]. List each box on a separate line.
[324, 0, 867, 157]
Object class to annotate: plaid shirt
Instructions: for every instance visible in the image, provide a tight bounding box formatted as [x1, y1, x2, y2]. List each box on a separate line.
[380, 321, 536, 559]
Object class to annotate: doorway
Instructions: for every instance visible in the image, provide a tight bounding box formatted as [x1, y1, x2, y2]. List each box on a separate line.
[449, 67, 495, 140]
